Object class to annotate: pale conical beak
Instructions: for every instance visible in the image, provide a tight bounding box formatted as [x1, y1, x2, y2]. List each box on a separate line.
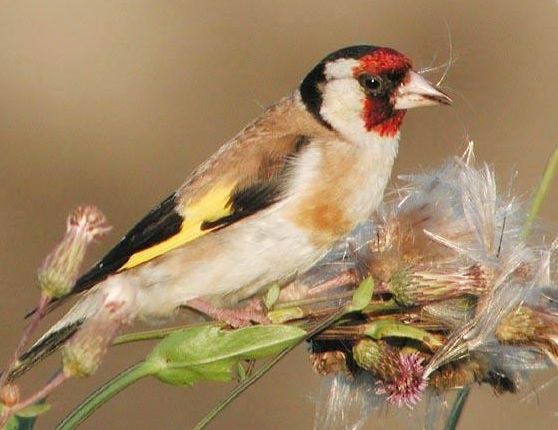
[393, 71, 452, 110]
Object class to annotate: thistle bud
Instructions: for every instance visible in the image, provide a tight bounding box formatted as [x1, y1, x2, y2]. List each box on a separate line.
[353, 338, 385, 372]
[62, 315, 120, 378]
[62, 277, 135, 378]
[38, 206, 110, 298]
[0, 384, 19, 408]
[388, 264, 490, 307]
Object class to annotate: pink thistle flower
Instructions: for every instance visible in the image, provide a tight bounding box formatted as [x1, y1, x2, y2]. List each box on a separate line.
[66, 205, 112, 243]
[375, 352, 427, 408]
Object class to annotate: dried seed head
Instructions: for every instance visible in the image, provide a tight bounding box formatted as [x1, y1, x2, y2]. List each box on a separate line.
[429, 358, 485, 391]
[62, 278, 135, 378]
[0, 384, 19, 407]
[38, 206, 110, 298]
[62, 315, 121, 378]
[484, 368, 518, 395]
[67, 205, 112, 242]
[495, 305, 558, 363]
[310, 351, 348, 376]
[307, 149, 558, 427]
[496, 306, 540, 344]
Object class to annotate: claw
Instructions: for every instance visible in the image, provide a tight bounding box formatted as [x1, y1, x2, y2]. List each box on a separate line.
[187, 298, 270, 328]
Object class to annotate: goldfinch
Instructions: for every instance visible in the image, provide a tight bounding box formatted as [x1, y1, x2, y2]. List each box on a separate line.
[15, 45, 451, 375]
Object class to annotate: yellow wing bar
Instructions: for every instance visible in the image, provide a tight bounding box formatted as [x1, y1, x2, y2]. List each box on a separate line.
[119, 183, 235, 271]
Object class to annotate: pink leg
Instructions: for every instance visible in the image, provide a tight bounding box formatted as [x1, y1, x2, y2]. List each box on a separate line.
[187, 298, 270, 328]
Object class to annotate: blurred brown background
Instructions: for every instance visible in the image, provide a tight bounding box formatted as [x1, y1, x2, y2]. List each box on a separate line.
[0, 1, 557, 429]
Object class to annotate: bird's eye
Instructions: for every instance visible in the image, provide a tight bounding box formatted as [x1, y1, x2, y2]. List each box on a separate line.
[359, 74, 383, 95]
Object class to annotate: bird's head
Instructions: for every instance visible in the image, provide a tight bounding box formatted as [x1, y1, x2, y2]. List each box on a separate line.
[300, 45, 451, 140]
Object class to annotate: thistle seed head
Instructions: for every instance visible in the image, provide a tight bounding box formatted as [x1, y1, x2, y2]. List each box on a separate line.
[38, 206, 110, 298]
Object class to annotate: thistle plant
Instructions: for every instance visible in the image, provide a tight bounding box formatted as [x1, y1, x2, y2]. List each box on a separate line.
[0, 144, 556, 430]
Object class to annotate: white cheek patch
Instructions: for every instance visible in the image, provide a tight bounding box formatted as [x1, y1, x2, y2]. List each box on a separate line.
[324, 58, 360, 79]
[321, 58, 370, 140]
[320, 78, 367, 140]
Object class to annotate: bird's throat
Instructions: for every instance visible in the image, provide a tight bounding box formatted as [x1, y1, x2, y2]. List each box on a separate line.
[363, 100, 406, 137]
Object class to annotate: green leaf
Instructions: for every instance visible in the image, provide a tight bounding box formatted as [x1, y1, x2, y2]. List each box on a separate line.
[14, 404, 51, 419]
[348, 277, 374, 312]
[3, 415, 38, 430]
[364, 319, 442, 350]
[3, 416, 19, 430]
[235, 362, 247, 381]
[146, 325, 306, 386]
[267, 307, 304, 324]
[263, 283, 281, 309]
[0, 401, 48, 430]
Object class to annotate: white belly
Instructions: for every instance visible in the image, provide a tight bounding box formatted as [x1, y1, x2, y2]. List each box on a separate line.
[86, 135, 399, 323]
[129, 209, 322, 320]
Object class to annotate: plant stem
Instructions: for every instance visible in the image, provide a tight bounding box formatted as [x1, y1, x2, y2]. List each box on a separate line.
[113, 327, 181, 345]
[0, 370, 66, 428]
[522, 145, 558, 240]
[273, 292, 352, 310]
[444, 386, 471, 430]
[191, 307, 349, 430]
[55, 362, 153, 430]
[112, 321, 223, 346]
[0, 294, 50, 388]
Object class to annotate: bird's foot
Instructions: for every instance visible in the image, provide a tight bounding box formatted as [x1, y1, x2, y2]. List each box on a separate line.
[187, 298, 270, 328]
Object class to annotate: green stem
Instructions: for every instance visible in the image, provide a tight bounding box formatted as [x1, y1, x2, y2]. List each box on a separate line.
[522, 145, 558, 240]
[55, 362, 154, 430]
[113, 322, 221, 346]
[444, 386, 471, 430]
[113, 327, 184, 345]
[273, 292, 352, 309]
[112, 298, 391, 348]
[191, 307, 349, 430]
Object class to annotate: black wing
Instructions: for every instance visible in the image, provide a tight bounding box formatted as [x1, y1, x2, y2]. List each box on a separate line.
[72, 192, 183, 294]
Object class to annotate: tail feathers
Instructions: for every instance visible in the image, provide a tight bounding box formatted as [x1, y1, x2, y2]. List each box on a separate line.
[13, 282, 121, 380]
[8, 320, 84, 381]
